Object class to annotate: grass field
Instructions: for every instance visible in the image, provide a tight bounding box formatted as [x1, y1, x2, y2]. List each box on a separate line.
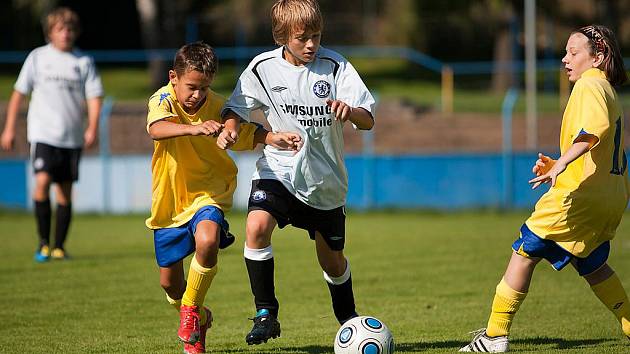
[2, 211, 630, 353]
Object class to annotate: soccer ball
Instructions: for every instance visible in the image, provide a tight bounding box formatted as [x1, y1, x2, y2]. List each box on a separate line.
[334, 316, 394, 354]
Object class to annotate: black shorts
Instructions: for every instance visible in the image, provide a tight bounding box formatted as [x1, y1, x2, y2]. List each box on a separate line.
[248, 179, 346, 250]
[31, 142, 82, 183]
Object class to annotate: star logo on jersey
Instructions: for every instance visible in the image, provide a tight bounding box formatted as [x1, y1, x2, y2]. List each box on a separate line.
[271, 86, 288, 93]
[252, 190, 267, 202]
[313, 80, 331, 98]
[159, 93, 170, 105]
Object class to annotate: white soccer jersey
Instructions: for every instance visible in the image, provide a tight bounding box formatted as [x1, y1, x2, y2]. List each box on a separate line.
[223, 46, 375, 210]
[15, 44, 103, 148]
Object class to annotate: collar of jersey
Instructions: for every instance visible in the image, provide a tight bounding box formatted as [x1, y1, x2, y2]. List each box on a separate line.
[581, 68, 606, 80]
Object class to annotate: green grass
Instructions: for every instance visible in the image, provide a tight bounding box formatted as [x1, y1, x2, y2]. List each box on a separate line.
[1, 210, 630, 353]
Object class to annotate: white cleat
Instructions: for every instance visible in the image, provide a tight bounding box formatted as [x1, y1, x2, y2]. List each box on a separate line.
[459, 328, 509, 352]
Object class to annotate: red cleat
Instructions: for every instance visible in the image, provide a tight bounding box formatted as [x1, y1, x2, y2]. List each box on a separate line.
[184, 307, 213, 354]
[178, 305, 201, 344]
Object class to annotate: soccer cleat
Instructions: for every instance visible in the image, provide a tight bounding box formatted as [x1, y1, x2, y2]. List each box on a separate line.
[34, 245, 50, 263]
[245, 309, 281, 345]
[178, 305, 201, 344]
[51, 248, 69, 260]
[459, 328, 509, 352]
[219, 231, 235, 250]
[184, 307, 213, 354]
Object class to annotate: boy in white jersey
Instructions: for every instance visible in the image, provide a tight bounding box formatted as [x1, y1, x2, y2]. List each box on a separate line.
[221, 0, 376, 345]
[1, 7, 103, 262]
[460, 25, 630, 353]
[146, 42, 301, 354]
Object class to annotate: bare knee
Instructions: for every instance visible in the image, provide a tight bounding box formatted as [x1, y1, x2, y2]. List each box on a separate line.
[246, 211, 275, 248]
[583, 263, 614, 286]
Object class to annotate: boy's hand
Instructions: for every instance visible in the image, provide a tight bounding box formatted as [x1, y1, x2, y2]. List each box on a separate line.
[190, 120, 224, 137]
[267, 132, 303, 152]
[532, 153, 555, 176]
[529, 160, 567, 189]
[217, 128, 238, 149]
[326, 99, 352, 122]
[84, 126, 98, 148]
[0, 129, 15, 151]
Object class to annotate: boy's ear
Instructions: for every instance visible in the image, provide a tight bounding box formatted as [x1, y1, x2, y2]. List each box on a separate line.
[168, 70, 177, 84]
[593, 52, 604, 68]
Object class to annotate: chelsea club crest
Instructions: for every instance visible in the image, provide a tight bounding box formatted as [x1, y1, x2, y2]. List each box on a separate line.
[313, 80, 331, 98]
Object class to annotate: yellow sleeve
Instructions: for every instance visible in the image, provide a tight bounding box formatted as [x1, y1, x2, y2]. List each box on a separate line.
[146, 91, 177, 132]
[571, 79, 610, 147]
[231, 122, 262, 151]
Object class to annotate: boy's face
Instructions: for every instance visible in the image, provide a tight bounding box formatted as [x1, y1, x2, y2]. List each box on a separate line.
[48, 22, 77, 52]
[169, 69, 213, 112]
[284, 28, 321, 66]
[562, 33, 599, 83]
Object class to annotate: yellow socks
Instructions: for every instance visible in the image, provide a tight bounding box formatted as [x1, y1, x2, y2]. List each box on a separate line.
[591, 273, 630, 336]
[180, 255, 217, 325]
[486, 278, 528, 337]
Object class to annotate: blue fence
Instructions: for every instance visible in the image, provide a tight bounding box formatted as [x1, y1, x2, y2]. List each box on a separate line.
[0, 153, 547, 212]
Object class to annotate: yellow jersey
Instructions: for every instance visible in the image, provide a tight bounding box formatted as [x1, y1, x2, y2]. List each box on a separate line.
[145, 83, 259, 229]
[525, 68, 629, 257]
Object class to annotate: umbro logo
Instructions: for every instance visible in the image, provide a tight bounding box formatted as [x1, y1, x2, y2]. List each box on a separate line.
[271, 86, 288, 93]
[329, 236, 343, 241]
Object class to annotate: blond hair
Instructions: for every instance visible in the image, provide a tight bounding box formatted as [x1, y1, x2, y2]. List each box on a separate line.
[44, 7, 80, 36]
[271, 0, 323, 45]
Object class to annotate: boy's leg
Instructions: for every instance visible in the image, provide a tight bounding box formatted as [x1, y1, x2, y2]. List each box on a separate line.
[33, 172, 52, 262]
[52, 181, 72, 258]
[244, 210, 280, 344]
[315, 232, 357, 324]
[178, 220, 219, 344]
[486, 252, 538, 337]
[585, 263, 630, 337]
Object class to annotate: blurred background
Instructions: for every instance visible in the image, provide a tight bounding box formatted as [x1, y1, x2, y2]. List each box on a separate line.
[1, 0, 629, 212]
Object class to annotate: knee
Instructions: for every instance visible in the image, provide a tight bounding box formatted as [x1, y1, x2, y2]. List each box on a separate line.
[246, 218, 272, 247]
[583, 263, 614, 285]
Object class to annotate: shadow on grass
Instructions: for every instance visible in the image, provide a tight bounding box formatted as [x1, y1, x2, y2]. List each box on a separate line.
[510, 336, 614, 350]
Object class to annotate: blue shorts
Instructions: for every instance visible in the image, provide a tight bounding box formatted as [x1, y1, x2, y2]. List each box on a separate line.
[512, 224, 610, 276]
[154, 206, 229, 267]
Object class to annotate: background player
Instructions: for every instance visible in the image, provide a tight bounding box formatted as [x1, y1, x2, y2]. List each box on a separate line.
[460, 25, 630, 352]
[145, 41, 301, 354]
[1, 7, 103, 262]
[220, 0, 376, 346]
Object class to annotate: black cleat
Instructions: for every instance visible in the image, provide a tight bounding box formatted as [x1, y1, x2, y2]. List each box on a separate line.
[245, 309, 281, 345]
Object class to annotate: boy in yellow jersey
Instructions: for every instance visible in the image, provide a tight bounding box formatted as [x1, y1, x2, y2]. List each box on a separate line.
[145, 42, 301, 354]
[461, 25, 630, 352]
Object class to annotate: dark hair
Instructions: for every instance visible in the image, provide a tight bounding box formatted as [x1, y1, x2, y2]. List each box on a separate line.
[574, 25, 628, 86]
[172, 42, 218, 78]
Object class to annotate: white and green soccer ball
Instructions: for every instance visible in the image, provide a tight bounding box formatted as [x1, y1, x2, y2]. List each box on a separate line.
[334, 316, 394, 354]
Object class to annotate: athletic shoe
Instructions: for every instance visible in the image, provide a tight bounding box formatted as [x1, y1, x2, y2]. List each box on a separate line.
[178, 305, 201, 344]
[184, 307, 213, 354]
[219, 231, 235, 249]
[34, 245, 50, 263]
[459, 328, 509, 352]
[245, 309, 281, 345]
[51, 248, 69, 260]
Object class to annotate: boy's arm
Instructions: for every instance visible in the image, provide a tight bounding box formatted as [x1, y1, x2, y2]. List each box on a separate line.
[84, 96, 103, 148]
[148, 119, 223, 141]
[1, 90, 25, 151]
[217, 110, 240, 149]
[326, 99, 374, 130]
[528, 138, 595, 189]
[253, 127, 302, 152]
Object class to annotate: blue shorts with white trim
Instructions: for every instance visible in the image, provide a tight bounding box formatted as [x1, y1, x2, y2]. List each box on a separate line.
[512, 224, 609, 276]
[153, 206, 229, 267]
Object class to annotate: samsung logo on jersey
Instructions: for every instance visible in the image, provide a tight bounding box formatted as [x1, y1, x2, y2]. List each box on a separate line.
[281, 104, 332, 116]
[280, 104, 334, 127]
